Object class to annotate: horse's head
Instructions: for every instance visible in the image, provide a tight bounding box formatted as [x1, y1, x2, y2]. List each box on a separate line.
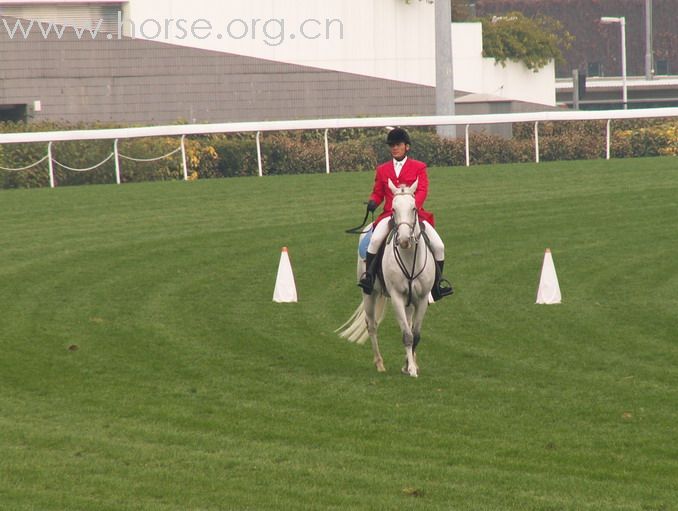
[388, 179, 419, 249]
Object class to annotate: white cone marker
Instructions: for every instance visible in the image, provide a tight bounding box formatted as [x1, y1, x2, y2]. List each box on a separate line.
[536, 248, 561, 304]
[273, 247, 298, 303]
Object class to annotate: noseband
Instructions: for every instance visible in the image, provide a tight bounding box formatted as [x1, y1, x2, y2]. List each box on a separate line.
[393, 215, 419, 246]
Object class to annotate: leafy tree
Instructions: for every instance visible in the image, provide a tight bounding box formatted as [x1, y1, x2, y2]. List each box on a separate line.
[452, 0, 474, 20]
[480, 11, 574, 71]
[404, 0, 473, 20]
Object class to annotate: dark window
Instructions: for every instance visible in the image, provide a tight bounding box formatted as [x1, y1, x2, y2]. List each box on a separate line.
[0, 104, 28, 122]
[655, 60, 669, 75]
[587, 62, 603, 77]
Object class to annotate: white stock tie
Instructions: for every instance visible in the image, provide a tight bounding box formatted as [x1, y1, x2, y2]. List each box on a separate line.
[394, 160, 403, 178]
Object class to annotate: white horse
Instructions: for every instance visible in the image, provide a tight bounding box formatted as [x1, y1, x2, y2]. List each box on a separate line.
[336, 179, 435, 377]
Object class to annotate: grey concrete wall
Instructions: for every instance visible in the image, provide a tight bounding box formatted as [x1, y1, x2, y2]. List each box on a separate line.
[0, 16, 435, 124]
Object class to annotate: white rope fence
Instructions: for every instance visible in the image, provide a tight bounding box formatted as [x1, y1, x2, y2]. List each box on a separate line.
[113, 136, 187, 185]
[0, 109, 676, 188]
[0, 154, 50, 172]
[0, 136, 187, 187]
[52, 153, 115, 172]
[119, 146, 182, 162]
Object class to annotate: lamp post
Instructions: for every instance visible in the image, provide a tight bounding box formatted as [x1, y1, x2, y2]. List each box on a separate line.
[600, 16, 627, 109]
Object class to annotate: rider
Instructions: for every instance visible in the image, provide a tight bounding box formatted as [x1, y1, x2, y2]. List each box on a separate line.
[358, 127, 453, 301]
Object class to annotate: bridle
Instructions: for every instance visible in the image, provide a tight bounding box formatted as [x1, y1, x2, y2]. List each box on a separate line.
[391, 192, 429, 307]
[393, 209, 419, 247]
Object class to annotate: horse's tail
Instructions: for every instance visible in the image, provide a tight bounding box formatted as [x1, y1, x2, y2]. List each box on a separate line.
[334, 296, 387, 345]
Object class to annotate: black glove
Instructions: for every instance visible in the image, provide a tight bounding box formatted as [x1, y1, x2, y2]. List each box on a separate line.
[366, 200, 377, 212]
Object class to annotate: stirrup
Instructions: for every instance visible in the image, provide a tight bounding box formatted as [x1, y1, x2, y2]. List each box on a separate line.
[432, 278, 454, 301]
[358, 272, 374, 295]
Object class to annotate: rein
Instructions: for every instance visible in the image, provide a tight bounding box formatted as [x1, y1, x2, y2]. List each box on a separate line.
[345, 206, 374, 234]
[391, 209, 429, 307]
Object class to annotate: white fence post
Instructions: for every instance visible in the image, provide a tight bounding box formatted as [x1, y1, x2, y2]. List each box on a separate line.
[324, 128, 330, 174]
[113, 139, 121, 185]
[534, 121, 540, 163]
[47, 141, 55, 188]
[606, 120, 612, 160]
[256, 131, 263, 177]
[181, 134, 188, 180]
[465, 124, 470, 167]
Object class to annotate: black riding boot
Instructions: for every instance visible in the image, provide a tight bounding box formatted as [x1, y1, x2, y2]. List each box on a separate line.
[358, 252, 377, 295]
[431, 260, 454, 301]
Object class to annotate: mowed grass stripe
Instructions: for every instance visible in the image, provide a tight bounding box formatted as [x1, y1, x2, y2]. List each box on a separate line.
[0, 157, 677, 510]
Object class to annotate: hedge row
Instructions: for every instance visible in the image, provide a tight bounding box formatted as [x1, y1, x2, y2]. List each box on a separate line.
[1, 119, 676, 189]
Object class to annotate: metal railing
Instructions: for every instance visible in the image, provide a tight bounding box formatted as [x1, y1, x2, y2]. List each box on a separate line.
[1, 107, 677, 187]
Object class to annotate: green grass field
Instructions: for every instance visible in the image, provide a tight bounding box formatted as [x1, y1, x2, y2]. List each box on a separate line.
[1, 157, 677, 511]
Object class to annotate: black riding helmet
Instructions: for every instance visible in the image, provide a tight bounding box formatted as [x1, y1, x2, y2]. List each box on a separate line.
[386, 127, 411, 146]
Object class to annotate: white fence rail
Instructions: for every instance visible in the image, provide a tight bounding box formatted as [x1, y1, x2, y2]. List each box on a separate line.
[1, 107, 677, 187]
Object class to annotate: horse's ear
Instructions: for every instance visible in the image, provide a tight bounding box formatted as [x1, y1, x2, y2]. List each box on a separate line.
[410, 179, 419, 194]
[388, 179, 398, 194]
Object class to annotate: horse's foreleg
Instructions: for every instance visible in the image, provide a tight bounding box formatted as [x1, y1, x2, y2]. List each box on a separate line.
[364, 295, 385, 372]
[391, 295, 417, 378]
[412, 301, 428, 350]
[403, 339, 417, 378]
[409, 302, 428, 374]
[401, 305, 419, 375]
[370, 328, 385, 373]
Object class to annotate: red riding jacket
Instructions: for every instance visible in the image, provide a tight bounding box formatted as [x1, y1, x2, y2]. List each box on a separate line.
[369, 157, 435, 227]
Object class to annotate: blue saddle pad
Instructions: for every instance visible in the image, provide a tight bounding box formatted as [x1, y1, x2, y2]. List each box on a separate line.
[358, 226, 373, 260]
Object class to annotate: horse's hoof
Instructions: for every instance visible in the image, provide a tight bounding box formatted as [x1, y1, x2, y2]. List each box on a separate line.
[375, 361, 386, 372]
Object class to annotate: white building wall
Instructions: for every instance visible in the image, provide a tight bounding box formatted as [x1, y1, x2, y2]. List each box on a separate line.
[481, 59, 556, 106]
[122, 0, 434, 86]
[452, 23, 555, 106]
[0, 0, 556, 105]
[124, 0, 555, 106]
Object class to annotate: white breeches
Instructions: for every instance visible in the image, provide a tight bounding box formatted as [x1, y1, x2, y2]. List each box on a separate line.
[367, 218, 445, 260]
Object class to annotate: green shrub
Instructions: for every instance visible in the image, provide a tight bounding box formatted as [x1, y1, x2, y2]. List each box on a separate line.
[262, 132, 326, 175]
[329, 139, 377, 172]
[406, 131, 443, 164]
[0, 141, 50, 189]
[433, 137, 466, 167]
[209, 136, 259, 177]
[467, 132, 524, 164]
[613, 120, 678, 158]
